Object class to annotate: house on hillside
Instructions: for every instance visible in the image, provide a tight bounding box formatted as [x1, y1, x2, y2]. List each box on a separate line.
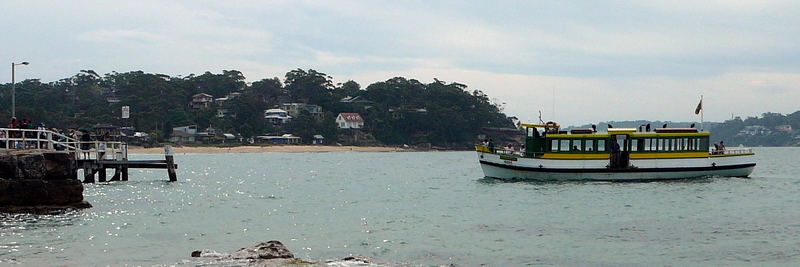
[93, 124, 122, 140]
[313, 134, 325, 145]
[339, 96, 374, 104]
[738, 125, 770, 136]
[336, 113, 364, 129]
[191, 93, 214, 109]
[776, 125, 793, 133]
[264, 109, 292, 125]
[282, 103, 323, 120]
[255, 134, 301, 144]
[170, 125, 198, 143]
[388, 106, 427, 119]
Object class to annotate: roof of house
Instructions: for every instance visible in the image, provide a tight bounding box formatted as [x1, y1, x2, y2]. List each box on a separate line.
[338, 112, 364, 123]
[193, 93, 213, 98]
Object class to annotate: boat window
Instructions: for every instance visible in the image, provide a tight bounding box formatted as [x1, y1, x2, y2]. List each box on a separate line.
[687, 138, 694, 151]
[644, 139, 652, 151]
[585, 139, 594, 152]
[657, 138, 664, 151]
[700, 137, 709, 151]
[630, 139, 639, 152]
[551, 139, 559, 152]
[597, 140, 606, 152]
[571, 140, 583, 151]
[614, 135, 627, 152]
[560, 139, 570, 151]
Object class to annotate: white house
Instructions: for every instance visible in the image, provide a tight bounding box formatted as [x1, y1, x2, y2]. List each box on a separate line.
[336, 113, 364, 129]
[264, 109, 292, 124]
[282, 103, 323, 120]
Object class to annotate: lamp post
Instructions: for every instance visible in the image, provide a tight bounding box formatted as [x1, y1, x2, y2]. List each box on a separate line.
[11, 61, 30, 118]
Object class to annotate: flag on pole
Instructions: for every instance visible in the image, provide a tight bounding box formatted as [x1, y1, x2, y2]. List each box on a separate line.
[694, 99, 703, 114]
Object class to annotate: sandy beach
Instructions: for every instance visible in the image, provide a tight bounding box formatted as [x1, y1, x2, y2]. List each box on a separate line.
[127, 145, 410, 154]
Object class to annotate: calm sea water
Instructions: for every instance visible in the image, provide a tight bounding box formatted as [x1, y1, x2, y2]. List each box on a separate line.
[1, 148, 799, 266]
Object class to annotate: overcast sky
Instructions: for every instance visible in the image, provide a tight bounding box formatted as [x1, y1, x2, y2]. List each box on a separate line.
[2, 0, 799, 126]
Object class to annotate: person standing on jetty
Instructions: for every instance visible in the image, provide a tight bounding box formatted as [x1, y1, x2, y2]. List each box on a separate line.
[80, 130, 93, 158]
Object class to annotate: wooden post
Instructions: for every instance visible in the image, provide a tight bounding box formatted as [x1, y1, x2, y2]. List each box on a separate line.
[165, 145, 177, 182]
[122, 166, 129, 181]
[98, 165, 107, 182]
[110, 167, 121, 181]
[83, 167, 95, 183]
[121, 143, 129, 181]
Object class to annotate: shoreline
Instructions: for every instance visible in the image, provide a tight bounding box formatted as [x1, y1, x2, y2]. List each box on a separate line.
[127, 145, 415, 154]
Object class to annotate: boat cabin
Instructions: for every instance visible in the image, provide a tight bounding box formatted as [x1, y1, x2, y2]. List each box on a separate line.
[520, 123, 710, 157]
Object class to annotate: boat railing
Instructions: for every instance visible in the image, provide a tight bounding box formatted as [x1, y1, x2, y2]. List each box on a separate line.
[476, 145, 527, 157]
[711, 147, 753, 155]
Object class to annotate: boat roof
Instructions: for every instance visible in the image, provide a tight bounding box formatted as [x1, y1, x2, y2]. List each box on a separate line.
[546, 131, 710, 138]
[520, 123, 559, 128]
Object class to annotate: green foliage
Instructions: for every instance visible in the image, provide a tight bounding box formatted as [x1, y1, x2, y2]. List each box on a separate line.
[0, 69, 513, 147]
[710, 112, 800, 146]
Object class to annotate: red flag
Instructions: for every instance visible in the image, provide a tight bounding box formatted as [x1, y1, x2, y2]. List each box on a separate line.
[694, 99, 703, 114]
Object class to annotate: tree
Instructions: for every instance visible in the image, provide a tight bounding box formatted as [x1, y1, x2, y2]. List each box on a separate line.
[284, 69, 335, 106]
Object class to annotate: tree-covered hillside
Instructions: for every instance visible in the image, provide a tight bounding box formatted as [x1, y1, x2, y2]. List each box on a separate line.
[0, 69, 512, 147]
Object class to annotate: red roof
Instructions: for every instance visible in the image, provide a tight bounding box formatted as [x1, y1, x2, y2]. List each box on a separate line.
[338, 113, 363, 123]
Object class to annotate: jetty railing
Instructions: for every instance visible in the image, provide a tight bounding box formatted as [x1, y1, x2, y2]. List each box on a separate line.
[1, 127, 176, 183]
[0, 128, 127, 161]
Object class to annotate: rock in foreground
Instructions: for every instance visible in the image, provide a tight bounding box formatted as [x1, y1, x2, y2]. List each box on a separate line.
[190, 241, 401, 266]
[0, 151, 88, 213]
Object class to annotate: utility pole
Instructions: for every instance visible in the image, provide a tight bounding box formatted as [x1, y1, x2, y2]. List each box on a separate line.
[11, 61, 30, 118]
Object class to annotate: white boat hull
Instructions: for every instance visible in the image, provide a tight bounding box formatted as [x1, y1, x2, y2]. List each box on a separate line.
[477, 152, 756, 181]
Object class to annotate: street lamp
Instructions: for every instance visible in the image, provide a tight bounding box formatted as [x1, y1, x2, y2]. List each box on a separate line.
[11, 61, 30, 118]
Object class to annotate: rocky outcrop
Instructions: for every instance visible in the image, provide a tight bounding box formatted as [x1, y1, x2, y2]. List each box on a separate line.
[0, 151, 87, 213]
[229, 241, 295, 260]
[190, 241, 397, 266]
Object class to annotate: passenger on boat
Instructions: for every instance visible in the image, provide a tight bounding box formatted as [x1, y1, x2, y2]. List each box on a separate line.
[610, 139, 621, 166]
[488, 139, 495, 153]
[713, 143, 721, 154]
[719, 141, 726, 153]
[572, 145, 580, 151]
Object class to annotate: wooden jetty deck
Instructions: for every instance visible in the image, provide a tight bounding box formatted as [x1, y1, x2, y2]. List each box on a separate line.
[1, 128, 177, 183]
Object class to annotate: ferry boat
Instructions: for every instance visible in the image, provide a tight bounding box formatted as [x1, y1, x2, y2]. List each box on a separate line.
[476, 123, 756, 181]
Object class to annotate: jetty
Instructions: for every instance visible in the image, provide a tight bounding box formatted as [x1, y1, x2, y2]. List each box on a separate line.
[0, 127, 177, 183]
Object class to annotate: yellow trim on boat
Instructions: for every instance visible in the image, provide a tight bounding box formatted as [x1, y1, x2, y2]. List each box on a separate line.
[547, 133, 610, 138]
[475, 145, 491, 153]
[630, 132, 710, 137]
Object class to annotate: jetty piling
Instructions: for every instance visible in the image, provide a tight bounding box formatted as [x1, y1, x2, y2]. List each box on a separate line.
[165, 145, 177, 182]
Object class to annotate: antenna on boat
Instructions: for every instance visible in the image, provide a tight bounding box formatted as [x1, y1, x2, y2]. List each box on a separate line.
[538, 110, 544, 124]
[701, 95, 704, 131]
[551, 88, 556, 122]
